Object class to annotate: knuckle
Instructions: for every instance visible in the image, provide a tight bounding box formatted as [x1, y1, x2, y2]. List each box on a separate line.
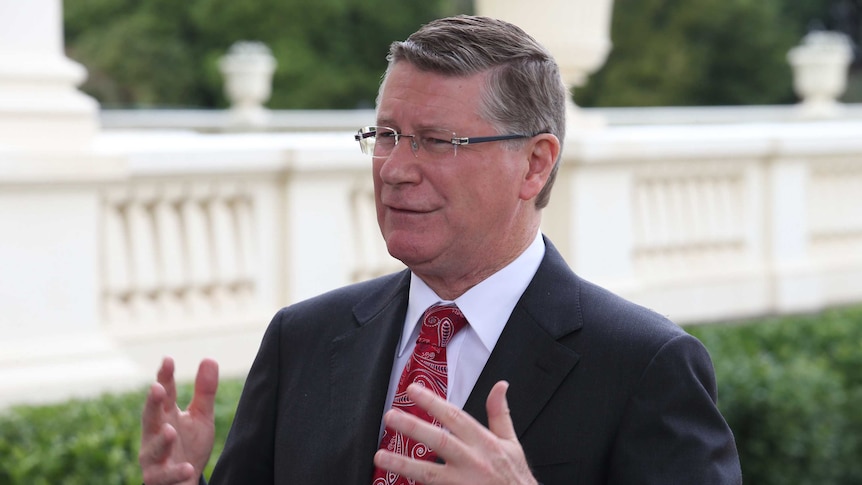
[434, 429, 451, 451]
[420, 465, 442, 485]
[444, 404, 462, 424]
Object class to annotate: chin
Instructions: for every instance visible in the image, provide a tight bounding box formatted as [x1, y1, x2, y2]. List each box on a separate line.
[383, 235, 432, 268]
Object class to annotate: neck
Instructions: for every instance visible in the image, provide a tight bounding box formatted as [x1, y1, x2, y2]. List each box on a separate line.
[416, 223, 539, 300]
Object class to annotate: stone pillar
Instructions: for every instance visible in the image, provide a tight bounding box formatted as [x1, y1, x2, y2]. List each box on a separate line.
[475, 0, 615, 128]
[766, 158, 822, 313]
[0, 0, 99, 151]
[0, 0, 140, 408]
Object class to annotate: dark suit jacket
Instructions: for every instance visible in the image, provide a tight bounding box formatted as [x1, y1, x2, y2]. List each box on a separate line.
[209, 239, 742, 484]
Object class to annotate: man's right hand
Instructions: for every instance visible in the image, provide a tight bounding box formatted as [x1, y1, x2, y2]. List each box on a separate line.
[139, 357, 219, 485]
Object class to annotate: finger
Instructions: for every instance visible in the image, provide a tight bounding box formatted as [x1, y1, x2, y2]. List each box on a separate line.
[402, 384, 494, 454]
[486, 380, 517, 441]
[188, 358, 219, 417]
[140, 422, 178, 467]
[383, 407, 463, 457]
[405, 383, 484, 447]
[141, 460, 196, 485]
[374, 448, 445, 485]
[142, 382, 168, 435]
[157, 357, 178, 413]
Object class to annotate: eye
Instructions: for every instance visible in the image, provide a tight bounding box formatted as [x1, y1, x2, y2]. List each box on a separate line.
[374, 128, 398, 147]
[424, 136, 449, 145]
[419, 132, 453, 152]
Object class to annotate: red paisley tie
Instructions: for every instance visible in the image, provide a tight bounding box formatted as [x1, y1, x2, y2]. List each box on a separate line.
[371, 303, 468, 485]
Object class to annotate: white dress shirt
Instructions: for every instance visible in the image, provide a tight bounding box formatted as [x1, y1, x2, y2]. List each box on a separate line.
[380, 232, 546, 431]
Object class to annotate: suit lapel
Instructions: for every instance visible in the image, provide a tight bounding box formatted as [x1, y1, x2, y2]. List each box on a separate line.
[321, 239, 583, 480]
[327, 271, 410, 483]
[463, 240, 583, 438]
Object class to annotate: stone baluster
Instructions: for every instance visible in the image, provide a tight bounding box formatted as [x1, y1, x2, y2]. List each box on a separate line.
[182, 184, 215, 316]
[154, 185, 187, 317]
[210, 186, 240, 313]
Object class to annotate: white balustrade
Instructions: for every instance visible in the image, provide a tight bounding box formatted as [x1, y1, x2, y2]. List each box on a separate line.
[101, 177, 269, 335]
[546, 119, 862, 323]
[2, 111, 862, 407]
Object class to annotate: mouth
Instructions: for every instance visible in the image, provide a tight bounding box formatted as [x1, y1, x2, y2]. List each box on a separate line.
[381, 199, 440, 217]
[386, 205, 430, 215]
[381, 196, 433, 214]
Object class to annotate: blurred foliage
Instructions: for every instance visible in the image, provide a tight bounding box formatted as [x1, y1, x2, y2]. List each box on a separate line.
[688, 305, 862, 485]
[0, 379, 244, 485]
[576, 0, 861, 106]
[64, 0, 469, 108]
[63, 0, 859, 108]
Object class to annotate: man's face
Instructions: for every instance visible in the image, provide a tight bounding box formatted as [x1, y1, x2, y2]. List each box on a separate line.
[373, 62, 534, 285]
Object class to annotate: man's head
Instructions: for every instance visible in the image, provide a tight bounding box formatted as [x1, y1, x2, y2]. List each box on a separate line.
[382, 15, 567, 209]
[369, 15, 565, 298]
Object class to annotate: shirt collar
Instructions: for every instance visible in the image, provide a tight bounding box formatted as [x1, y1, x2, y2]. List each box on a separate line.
[401, 231, 545, 355]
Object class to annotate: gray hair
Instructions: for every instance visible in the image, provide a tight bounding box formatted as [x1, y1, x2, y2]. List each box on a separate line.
[380, 15, 567, 209]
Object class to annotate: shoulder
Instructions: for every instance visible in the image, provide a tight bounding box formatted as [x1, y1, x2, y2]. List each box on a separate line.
[531, 242, 706, 374]
[578, 277, 685, 341]
[532, 239, 688, 348]
[268, 269, 409, 330]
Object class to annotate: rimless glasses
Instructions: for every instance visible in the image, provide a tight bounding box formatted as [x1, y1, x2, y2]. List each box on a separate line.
[354, 126, 545, 159]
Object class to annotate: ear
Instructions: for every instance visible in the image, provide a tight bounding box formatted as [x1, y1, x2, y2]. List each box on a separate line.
[519, 134, 561, 202]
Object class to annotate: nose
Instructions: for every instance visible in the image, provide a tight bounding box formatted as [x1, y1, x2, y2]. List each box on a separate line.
[395, 134, 419, 158]
[376, 140, 422, 185]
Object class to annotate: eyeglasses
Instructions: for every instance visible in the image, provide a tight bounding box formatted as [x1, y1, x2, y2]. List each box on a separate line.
[354, 126, 542, 159]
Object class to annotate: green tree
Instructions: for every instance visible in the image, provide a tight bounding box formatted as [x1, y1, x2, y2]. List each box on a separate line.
[64, 1, 465, 108]
[65, 1, 854, 109]
[576, 0, 841, 107]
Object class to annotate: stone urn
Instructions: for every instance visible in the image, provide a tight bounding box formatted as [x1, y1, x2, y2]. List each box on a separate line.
[475, 0, 615, 128]
[218, 41, 277, 127]
[787, 31, 853, 118]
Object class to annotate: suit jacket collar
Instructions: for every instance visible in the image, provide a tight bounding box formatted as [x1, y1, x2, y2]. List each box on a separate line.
[333, 237, 583, 477]
[463, 238, 583, 436]
[328, 270, 411, 482]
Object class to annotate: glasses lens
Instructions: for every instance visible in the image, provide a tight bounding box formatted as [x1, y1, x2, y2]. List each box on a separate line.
[357, 126, 400, 157]
[373, 127, 398, 158]
[356, 126, 376, 156]
[416, 129, 455, 156]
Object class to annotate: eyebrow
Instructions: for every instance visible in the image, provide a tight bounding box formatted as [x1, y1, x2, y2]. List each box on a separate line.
[372, 121, 456, 134]
[375, 116, 396, 127]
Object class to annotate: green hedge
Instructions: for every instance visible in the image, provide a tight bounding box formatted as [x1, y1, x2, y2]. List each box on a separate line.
[688, 305, 862, 485]
[1, 305, 860, 483]
[0, 380, 244, 485]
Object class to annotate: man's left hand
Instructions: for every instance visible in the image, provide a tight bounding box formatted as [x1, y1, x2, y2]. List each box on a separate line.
[373, 380, 538, 485]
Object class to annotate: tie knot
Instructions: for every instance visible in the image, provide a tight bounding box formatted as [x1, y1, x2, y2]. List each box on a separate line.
[418, 304, 468, 348]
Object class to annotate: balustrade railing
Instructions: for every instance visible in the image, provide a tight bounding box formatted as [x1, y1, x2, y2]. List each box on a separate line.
[630, 160, 748, 280]
[101, 177, 262, 336]
[3, 108, 861, 407]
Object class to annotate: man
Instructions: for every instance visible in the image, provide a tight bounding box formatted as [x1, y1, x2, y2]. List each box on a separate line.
[140, 15, 742, 485]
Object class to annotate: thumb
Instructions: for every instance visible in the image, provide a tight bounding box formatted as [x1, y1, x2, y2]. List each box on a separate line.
[486, 380, 517, 440]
